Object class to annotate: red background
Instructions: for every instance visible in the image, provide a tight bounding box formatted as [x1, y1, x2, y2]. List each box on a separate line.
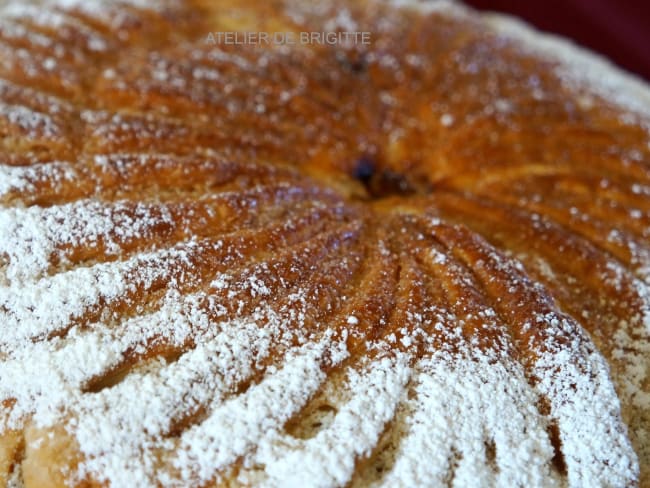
[464, 0, 650, 82]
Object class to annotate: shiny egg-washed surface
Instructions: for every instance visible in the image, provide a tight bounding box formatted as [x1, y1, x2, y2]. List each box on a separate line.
[0, 0, 649, 486]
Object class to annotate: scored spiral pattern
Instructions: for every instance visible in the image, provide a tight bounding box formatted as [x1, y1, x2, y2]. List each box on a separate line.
[0, 0, 649, 487]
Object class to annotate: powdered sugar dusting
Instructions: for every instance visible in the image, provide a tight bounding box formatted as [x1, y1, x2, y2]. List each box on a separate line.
[0, 239, 208, 346]
[613, 280, 650, 410]
[0, 103, 61, 138]
[532, 313, 638, 487]
[0, 162, 78, 199]
[479, 10, 650, 125]
[74, 308, 299, 486]
[389, 0, 650, 123]
[254, 353, 411, 488]
[175, 337, 348, 485]
[611, 280, 650, 471]
[0, 199, 175, 283]
[374, 353, 558, 488]
[0, 0, 648, 485]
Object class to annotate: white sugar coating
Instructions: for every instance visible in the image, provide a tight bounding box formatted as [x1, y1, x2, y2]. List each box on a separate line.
[532, 315, 639, 487]
[0, 103, 60, 137]
[0, 0, 648, 486]
[611, 279, 650, 467]
[1, 4, 72, 28]
[476, 9, 650, 125]
[0, 5, 101, 53]
[0, 78, 75, 120]
[254, 353, 411, 488]
[0, 20, 55, 51]
[614, 322, 650, 411]
[323, 8, 358, 33]
[0, 199, 175, 283]
[614, 279, 650, 410]
[1, 0, 178, 35]
[1, 288, 213, 429]
[0, 162, 78, 198]
[74, 308, 295, 486]
[374, 353, 558, 488]
[176, 337, 348, 484]
[0, 0, 194, 74]
[486, 15, 650, 124]
[0, 239, 205, 345]
[388, 0, 650, 125]
[54, 0, 182, 15]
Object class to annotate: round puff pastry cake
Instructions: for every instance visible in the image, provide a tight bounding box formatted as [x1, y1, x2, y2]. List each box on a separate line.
[0, 0, 649, 486]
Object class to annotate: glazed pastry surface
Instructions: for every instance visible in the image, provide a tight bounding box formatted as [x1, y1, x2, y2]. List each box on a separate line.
[0, 0, 649, 486]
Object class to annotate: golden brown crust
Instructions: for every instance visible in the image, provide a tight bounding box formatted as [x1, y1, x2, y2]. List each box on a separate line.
[0, 0, 649, 486]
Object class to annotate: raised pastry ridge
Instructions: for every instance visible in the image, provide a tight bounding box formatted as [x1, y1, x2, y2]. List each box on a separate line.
[0, 0, 649, 487]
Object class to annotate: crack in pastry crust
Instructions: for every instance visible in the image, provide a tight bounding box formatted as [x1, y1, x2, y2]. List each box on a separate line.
[0, 0, 649, 486]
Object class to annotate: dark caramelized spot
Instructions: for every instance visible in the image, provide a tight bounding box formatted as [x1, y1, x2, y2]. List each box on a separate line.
[352, 156, 376, 184]
[485, 438, 497, 467]
[352, 157, 420, 200]
[547, 422, 568, 476]
[337, 51, 368, 74]
[370, 169, 418, 198]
